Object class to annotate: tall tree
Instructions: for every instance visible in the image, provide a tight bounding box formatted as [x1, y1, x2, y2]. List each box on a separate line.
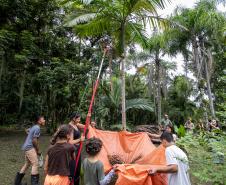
[168, 0, 226, 119]
[65, 0, 168, 130]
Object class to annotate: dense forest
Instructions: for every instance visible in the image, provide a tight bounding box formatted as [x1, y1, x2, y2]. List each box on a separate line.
[0, 0, 226, 184]
[0, 0, 225, 131]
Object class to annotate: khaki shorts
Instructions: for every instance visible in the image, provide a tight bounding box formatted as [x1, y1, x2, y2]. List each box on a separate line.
[20, 148, 39, 175]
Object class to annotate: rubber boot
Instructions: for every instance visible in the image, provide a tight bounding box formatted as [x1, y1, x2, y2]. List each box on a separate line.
[31, 174, 39, 185]
[14, 172, 25, 185]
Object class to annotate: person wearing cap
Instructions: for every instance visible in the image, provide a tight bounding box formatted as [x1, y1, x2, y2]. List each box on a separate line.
[14, 115, 45, 185]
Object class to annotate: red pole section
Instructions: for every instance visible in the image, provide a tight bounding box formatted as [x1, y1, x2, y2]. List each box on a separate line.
[71, 48, 108, 184]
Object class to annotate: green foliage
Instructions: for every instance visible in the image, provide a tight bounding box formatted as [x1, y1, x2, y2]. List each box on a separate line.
[0, 0, 95, 128]
[165, 76, 196, 125]
[174, 125, 186, 138]
[176, 132, 226, 185]
[95, 77, 154, 128]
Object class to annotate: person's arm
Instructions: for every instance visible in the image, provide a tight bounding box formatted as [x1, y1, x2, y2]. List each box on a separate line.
[77, 123, 85, 129]
[69, 132, 85, 145]
[147, 132, 161, 139]
[25, 128, 30, 134]
[44, 155, 49, 175]
[149, 148, 178, 174]
[32, 137, 41, 155]
[99, 169, 115, 185]
[148, 164, 178, 175]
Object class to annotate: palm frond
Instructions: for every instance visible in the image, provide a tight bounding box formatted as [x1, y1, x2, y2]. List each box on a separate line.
[73, 18, 113, 37]
[126, 98, 154, 111]
[65, 13, 97, 27]
[127, 22, 148, 48]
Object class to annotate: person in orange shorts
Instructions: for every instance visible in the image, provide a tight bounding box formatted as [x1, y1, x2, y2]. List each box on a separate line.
[44, 124, 75, 185]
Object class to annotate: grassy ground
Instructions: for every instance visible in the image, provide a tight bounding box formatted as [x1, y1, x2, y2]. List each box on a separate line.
[0, 129, 218, 185]
[0, 129, 50, 185]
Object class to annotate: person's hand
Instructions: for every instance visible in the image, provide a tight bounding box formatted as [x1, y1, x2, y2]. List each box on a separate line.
[113, 164, 120, 172]
[80, 136, 85, 142]
[148, 167, 158, 175]
[87, 112, 91, 117]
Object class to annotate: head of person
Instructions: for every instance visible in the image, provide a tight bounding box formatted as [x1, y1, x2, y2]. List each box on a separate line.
[91, 121, 96, 128]
[165, 124, 174, 133]
[51, 124, 73, 145]
[69, 112, 81, 124]
[85, 137, 103, 156]
[160, 131, 174, 148]
[35, 115, 45, 126]
[211, 119, 217, 126]
[164, 114, 168, 119]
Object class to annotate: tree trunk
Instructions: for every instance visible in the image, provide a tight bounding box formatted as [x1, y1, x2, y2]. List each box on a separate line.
[19, 70, 26, 113]
[155, 51, 161, 125]
[199, 39, 215, 118]
[192, 38, 201, 78]
[109, 52, 113, 92]
[204, 57, 215, 118]
[120, 23, 126, 130]
[0, 53, 5, 95]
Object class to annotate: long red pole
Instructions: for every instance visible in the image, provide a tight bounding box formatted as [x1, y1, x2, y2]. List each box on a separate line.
[71, 48, 108, 184]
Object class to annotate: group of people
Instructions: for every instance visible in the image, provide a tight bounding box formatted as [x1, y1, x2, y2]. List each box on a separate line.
[14, 113, 191, 185]
[161, 114, 220, 133]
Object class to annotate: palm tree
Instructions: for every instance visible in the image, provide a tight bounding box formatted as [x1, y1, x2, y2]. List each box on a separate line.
[64, 0, 168, 130]
[127, 33, 176, 125]
[168, 0, 226, 118]
[96, 77, 154, 128]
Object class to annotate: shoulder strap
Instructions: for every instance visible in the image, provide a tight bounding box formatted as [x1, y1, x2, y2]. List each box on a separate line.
[69, 123, 77, 130]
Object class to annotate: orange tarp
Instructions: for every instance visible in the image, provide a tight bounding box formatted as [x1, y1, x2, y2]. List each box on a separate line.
[88, 127, 167, 185]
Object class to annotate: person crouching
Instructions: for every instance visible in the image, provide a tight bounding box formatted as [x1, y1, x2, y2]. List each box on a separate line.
[44, 124, 74, 185]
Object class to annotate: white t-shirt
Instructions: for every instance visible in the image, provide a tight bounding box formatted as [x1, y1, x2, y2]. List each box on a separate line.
[166, 145, 191, 185]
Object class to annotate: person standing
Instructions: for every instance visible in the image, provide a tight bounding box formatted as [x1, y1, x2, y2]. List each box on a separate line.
[161, 114, 172, 129]
[184, 118, 194, 133]
[44, 124, 74, 185]
[148, 132, 191, 185]
[14, 115, 46, 185]
[68, 112, 85, 185]
[209, 119, 220, 132]
[82, 137, 118, 185]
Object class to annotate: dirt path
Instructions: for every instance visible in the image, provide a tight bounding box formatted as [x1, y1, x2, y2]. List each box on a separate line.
[0, 131, 51, 185]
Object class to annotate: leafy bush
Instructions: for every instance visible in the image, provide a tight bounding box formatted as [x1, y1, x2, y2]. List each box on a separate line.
[176, 132, 226, 185]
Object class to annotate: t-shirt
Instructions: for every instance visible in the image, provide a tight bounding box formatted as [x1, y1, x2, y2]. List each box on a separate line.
[47, 143, 74, 176]
[22, 125, 40, 151]
[166, 145, 191, 185]
[82, 158, 105, 185]
[161, 119, 172, 127]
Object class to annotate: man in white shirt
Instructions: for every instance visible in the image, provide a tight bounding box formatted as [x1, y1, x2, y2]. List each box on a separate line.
[148, 132, 191, 185]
